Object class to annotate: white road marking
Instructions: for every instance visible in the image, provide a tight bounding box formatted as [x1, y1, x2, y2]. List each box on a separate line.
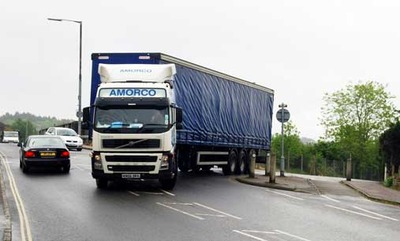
[163, 202, 194, 206]
[0, 151, 33, 241]
[74, 165, 85, 171]
[241, 230, 276, 234]
[195, 213, 226, 218]
[139, 191, 164, 195]
[321, 195, 341, 203]
[160, 189, 176, 196]
[128, 191, 140, 197]
[193, 202, 242, 220]
[326, 204, 382, 220]
[266, 190, 305, 201]
[353, 206, 399, 221]
[233, 230, 269, 241]
[157, 202, 204, 220]
[275, 230, 313, 241]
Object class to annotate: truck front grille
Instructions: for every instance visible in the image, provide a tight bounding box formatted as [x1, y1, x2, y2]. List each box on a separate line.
[103, 139, 161, 149]
[105, 155, 157, 163]
[108, 165, 155, 172]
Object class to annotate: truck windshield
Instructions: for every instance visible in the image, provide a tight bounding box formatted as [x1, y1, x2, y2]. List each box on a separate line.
[94, 107, 169, 133]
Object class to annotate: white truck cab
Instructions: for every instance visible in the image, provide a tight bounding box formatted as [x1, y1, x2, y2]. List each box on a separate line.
[84, 64, 182, 190]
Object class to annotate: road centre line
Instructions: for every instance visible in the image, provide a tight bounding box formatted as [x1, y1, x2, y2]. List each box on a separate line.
[0, 151, 33, 241]
[325, 204, 382, 220]
[233, 230, 269, 241]
[321, 195, 341, 203]
[266, 190, 305, 201]
[193, 202, 242, 220]
[275, 230, 313, 241]
[353, 206, 399, 221]
[157, 202, 204, 220]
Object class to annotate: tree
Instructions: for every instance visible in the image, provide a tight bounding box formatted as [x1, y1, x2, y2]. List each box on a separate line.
[11, 119, 37, 140]
[321, 81, 396, 179]
[379, 122, 400, 178]
[271, 121, 303, 171]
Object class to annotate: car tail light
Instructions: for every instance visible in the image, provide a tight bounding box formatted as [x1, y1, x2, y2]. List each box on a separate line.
[25, 151, 36, 158]
[60, 151, 70, 158]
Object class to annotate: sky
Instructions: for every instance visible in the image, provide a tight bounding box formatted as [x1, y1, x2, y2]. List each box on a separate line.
[2, 0, 400, 140]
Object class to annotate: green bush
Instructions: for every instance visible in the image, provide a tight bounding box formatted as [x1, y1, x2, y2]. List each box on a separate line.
[384, 176, 394, 187]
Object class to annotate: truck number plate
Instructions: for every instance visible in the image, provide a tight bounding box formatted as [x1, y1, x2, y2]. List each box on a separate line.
[122, 174, 140, 179]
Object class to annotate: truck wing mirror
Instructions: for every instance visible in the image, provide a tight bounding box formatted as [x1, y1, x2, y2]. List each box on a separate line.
[82, 107, 91, 130]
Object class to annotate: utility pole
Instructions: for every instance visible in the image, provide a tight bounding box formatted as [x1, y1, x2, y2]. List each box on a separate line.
[48, 18, 83, 135]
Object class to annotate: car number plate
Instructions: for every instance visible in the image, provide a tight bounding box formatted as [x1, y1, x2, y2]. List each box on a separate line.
[122, 174, 140, 179]
[40, 152, 56, 157]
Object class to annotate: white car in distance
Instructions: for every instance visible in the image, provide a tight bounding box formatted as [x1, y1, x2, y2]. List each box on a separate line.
[45, 127, 83, 151]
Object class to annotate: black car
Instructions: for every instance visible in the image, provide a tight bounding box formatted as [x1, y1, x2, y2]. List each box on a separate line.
[19, 135, 71, 173]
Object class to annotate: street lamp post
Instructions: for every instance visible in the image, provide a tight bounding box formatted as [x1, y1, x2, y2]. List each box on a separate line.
[48, 18, 83, 135]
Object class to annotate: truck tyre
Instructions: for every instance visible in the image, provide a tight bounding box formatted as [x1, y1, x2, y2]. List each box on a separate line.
[160, 165, 178, 190]
[237, 149, 247, 175]
[177, 148, 189, 173]
[223, 150, 237, 175]
[159, 177, 176, 190]
[96, 178, 108, 189]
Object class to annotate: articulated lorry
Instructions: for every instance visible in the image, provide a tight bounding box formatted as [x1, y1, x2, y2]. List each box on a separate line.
[83, 53, 274, 190]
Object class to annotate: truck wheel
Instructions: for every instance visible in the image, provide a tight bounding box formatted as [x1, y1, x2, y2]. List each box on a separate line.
[160, 165, 177, 190]
[96, 178, 108, 189]
[177, 148, 189, 173]
[159, 177, 177, 190]
[224, 150, 237, 175]
[237, 149, 247, 175]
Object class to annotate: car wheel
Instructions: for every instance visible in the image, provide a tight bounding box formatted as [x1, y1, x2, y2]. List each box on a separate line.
[22, 163, 29, 173]
[61, 165, 70, 174]
[77, 148, 82, 151]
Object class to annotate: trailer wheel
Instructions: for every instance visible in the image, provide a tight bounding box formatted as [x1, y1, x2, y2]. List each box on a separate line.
[237, 149, 247, 175]
[223, 150, 237, 175]
[96, 178, 108, 189]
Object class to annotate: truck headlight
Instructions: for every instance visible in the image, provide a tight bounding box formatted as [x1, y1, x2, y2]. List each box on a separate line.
[160, 155, 169, 169]
[91, 152, 103, 170]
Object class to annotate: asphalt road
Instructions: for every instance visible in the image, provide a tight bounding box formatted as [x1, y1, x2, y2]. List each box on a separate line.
[1, 143, 400, 241]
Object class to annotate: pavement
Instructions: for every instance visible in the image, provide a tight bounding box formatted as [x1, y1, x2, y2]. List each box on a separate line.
[236, 171, 400, 206]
